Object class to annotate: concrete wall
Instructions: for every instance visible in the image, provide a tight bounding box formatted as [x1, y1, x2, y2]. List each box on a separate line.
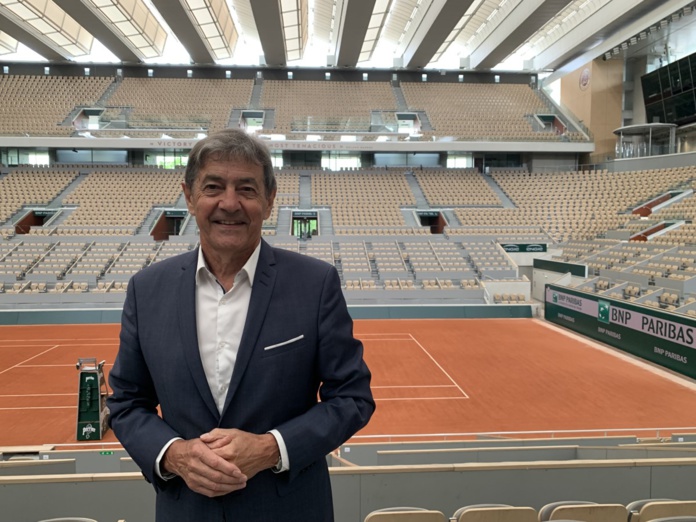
[4, 458, 696, 522]
[562, 59, 623, 161]
[0, 303, 533, 325]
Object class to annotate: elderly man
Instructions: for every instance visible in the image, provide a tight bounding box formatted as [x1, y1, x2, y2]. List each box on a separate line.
[107, 128, 374, 521]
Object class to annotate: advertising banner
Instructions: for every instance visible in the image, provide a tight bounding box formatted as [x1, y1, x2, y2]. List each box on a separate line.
[545, 284, 696, 379]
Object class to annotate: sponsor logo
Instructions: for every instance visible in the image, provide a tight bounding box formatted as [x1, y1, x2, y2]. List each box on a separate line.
[552, 292, 559, 304]
[598, 300, 610, 324]
[526, 244, 545, 252]
[82, 424, 97, 439]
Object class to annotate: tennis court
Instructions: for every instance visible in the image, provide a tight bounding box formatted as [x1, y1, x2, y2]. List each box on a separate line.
[2, 318, 696, 447]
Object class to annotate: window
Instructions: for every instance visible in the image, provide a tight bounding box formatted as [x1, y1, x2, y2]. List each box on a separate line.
[363, 73, 368, 81]
[458, 74, 464, 82]
[494, 75, 500, 83]
[187, 69, 193, 78]
[147, 69, 154, 77]
[84, 68, 90, 76]
[421, 73, 427, 82]
[325, 72, 331, 80]
[288, 71, 294, 79]
[225, 70, 231, 79]
[2, 66, 8, 74]
[44, 67, 50, 75]
[116, 68, 122, 77]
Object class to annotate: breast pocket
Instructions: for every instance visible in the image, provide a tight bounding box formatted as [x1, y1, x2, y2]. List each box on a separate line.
[261, 334, 305, 358]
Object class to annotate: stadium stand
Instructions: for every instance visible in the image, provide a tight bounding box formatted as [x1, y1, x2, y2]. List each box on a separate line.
[261, 80, 397, 138]
[95, 77, 254, 136]
[0, 75, 112, 136]
[1, 57, 696, 522]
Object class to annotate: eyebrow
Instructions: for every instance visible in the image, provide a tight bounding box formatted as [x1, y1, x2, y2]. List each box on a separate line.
[199, 174, 260, 186]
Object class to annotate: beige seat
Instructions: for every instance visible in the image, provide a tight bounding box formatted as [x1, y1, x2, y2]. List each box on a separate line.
[632, 501, 696, 522]
[548, 504, 627, 522]
[365, 507, 447, 522]
[453, 505, 536, 522]
[36, 518, 99, 522]
[539, 501, 596, 521]
[627, 499, 676, 522]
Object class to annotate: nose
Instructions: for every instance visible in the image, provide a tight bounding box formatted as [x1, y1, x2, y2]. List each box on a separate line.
[218, 186, 241, 212]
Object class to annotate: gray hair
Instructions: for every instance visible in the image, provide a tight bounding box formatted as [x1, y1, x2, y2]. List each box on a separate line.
[184, 128, 276, 196]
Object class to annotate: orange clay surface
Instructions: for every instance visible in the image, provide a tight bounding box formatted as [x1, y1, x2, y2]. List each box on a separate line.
[1, 318, 696, 448]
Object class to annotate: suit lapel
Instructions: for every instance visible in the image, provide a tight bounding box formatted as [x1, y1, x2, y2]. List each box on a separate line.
[221, 241, 277, 418]
[176, 248, 220, 420]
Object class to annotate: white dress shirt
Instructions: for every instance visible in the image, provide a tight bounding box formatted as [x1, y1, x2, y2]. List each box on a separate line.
[155, 243, 288, 478]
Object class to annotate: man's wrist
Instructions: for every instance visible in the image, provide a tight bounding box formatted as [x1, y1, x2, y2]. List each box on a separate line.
[268, 429, 289, 473]
[157, 437, 183, 480]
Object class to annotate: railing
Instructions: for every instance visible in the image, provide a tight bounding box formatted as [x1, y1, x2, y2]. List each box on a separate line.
[350, 426, 696, 442]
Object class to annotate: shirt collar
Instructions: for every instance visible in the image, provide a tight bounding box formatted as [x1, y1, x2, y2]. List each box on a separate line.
[195, 241, 262, 288]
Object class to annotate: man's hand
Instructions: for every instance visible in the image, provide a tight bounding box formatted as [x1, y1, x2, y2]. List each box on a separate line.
[162, 438, 247, 497]
[201, 429, 280, 480]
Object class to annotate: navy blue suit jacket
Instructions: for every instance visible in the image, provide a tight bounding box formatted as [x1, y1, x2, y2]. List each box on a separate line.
[107, 240, 374, 521]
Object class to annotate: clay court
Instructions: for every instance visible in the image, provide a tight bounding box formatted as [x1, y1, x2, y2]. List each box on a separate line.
[2, 318, 696, 448]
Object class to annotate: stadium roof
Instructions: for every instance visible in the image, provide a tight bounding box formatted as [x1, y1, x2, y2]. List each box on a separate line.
[0, 0, 694, 79]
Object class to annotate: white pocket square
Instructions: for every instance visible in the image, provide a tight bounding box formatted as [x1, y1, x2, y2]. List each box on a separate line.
[263, 334, 305, 351]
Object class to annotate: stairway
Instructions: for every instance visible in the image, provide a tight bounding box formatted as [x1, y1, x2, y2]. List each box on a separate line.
[404, 171, 429, 208]
[391, 81, 409, 111]
[481, 174, 516, 209]
[50, 172, 88, 208]
[275, 208, 293, 236]
[298, 174, 312, 209]
[250, 78, 263, 109]
[318, 209, 334, 236]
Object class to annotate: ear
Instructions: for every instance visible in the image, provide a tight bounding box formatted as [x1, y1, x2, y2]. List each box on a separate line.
[264, 187, 277, 220]
[182, 182, 195, 216]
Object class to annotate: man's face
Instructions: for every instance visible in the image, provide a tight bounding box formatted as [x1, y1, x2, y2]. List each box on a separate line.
[183, 159, 275, 264]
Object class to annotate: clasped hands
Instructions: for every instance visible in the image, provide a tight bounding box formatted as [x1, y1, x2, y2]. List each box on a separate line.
[162, 428, 280, 498]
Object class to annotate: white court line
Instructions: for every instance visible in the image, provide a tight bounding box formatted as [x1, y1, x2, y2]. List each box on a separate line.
[535, 319, 696, 392]
[375, 397, 468, 401]
[362, 334, 469, 401]
[0, 344, 64, 348]
[19, 364, 113, 368]
[359, 334, 413, 339]
[0, 406, 75, 411]
[0, 338, 116, 343]
[362, 338, 416, 342]
[371, 385, 457, 389]
[409, 333, 469, 399]
[0, 393, 76, 397]
[0, 345, 61, 376]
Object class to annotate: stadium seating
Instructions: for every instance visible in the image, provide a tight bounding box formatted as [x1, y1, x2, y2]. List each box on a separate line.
[364, 508, 447, 521]
[450, 505, 537, 522]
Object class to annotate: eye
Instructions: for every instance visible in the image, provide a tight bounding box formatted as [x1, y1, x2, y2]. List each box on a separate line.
[202, 183, 222, 193]
[239, 186, 258, 195]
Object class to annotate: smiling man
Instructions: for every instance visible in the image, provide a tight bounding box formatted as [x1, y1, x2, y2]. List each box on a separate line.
[107, 129, 375, 522]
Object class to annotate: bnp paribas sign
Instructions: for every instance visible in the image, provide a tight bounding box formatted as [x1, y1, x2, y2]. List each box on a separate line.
[598, 300, 610, 324]
[545, 284, 695, 378]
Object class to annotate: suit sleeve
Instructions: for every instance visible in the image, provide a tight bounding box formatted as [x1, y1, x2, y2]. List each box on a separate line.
[107, 275, 181, 488]
[274, 266, 375, 481]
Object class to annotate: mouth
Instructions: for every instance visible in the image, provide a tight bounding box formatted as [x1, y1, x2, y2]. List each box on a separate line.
[213, 219, 246, 226]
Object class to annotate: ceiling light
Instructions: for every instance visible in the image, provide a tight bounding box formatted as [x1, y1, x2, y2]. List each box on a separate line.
[87, 0, 167, 59]
[183, 0, 238, 59]
[0, 0, 93, 56]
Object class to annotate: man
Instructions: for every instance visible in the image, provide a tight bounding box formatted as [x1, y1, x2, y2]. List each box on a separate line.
[107, 128, 375, 521]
